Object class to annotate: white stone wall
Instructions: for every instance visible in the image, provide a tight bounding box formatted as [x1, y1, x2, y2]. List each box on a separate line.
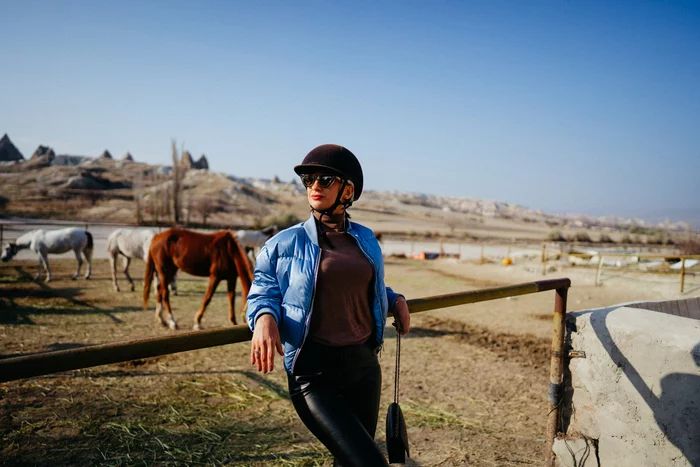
[553, 304, 700, 467]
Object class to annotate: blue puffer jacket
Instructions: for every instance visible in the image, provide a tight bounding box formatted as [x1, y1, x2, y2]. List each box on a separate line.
[246, 214, 401, 375]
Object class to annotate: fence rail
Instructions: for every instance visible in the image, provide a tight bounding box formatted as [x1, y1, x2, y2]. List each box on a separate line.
[0, 278, 570, 383]
[0, 277, 570, 466]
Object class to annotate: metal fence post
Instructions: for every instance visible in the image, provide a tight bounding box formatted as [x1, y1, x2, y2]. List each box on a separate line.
[680, 256, 686, 293]
[0, 224, 3, 247]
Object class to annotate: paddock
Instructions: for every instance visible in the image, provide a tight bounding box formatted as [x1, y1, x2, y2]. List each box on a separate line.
[1, 252, 698, 465]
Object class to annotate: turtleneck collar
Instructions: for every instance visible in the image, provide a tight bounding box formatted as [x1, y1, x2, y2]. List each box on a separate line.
[312, 210, 347, 232]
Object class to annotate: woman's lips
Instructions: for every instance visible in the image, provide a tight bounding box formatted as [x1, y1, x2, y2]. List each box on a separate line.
[310, 194, 323, 200]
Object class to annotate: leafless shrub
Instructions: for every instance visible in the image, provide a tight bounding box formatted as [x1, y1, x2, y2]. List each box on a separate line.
[599, 233, 615, 244]
[548, 231, 566, 242]
[678, 238, 700, 255]
[574, 232, 592, 243]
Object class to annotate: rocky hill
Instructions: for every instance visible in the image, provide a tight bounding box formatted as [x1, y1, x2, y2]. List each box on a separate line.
[0, 138, 691, 241]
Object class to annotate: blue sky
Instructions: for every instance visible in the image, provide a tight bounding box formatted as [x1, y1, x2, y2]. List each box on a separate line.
[2, 1, 699, 224]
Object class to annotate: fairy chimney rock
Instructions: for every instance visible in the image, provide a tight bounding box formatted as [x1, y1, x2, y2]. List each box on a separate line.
[0, 134, 24, 161]
[181, 150, 194, 169]
[98, 150, 113, 160]
[194, 154, 209, 170]
[121, 152, 134, 162]
[31, 145, 56, 162]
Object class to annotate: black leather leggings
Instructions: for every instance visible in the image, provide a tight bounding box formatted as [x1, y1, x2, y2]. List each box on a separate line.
[288, 340, 389, 467]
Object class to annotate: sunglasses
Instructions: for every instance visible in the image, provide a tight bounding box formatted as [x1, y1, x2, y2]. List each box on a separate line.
[300, 174, 341, 189]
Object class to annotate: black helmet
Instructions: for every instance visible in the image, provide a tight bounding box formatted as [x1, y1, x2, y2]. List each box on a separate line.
[294, 144, 364, 200]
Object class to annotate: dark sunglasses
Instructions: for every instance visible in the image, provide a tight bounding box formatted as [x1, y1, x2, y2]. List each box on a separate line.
[300, 174, 340, 189]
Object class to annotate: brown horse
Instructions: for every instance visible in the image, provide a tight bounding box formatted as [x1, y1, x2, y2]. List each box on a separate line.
[144, 228, 253, 330]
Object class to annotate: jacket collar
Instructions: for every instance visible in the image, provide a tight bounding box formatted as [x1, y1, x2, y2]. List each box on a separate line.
[303, 213, 356, 247]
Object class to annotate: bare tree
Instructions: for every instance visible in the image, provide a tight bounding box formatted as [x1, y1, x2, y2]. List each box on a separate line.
[195, 197, 216, 226]
[133, 174, 144, 224]
[185, 191, 192, 226]
[171, 140, 185, 225]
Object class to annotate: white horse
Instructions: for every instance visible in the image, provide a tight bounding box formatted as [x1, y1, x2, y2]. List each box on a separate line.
[1, 227, 93, 282]
[106, 228, 177, 294]
[235, 225, 278, 261]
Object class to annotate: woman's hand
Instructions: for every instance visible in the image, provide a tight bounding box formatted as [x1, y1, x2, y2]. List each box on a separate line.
[251, 314, 284, 373]
[392, 296, 410, 335]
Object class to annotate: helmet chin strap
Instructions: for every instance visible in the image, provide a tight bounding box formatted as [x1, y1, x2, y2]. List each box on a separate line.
[310, 179, 354, 248]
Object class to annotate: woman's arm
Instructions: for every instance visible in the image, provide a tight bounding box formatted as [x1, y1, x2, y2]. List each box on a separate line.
[391, 294, 410, 335]
[246, 245, 284, 373]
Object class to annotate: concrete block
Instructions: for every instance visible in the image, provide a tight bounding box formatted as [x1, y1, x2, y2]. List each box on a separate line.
[557, 305, 700, 467]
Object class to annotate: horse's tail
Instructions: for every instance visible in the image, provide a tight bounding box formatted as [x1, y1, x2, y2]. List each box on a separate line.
[143, 251, 155, 311]
[231, 234, 254, 295]
[85, 231, 94, 251]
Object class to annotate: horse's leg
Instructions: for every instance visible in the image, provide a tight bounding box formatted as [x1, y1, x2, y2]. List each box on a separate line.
[42, 253, 51, 283]
[72, 249, 83, 280]
[34, 254, 43, 281]
[83, 246, 92, 280]
[109, 251, 120, 292]
[170, 271, 178, 296]
[122, 256, 134, 291]
[227, 277, 237, 325]
[154, 264, 169, 328]
[155, 281, 167, 327]
[161, 267, 179, 330]
[193, 276, 221, 331]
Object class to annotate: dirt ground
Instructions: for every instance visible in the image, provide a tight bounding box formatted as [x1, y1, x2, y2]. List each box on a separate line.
[1, 257, 698, 466]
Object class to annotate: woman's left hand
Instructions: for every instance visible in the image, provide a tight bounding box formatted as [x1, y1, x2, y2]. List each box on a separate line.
[393, 296, 410, 335]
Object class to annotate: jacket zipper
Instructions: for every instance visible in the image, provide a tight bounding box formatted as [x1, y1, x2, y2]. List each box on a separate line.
[291, 245, 321, 373]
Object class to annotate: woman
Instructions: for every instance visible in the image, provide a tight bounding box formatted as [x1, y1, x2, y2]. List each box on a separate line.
[246, 144, 410, 467]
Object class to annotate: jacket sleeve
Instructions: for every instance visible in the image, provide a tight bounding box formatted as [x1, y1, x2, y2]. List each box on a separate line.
[386, 286, 404, 311]
[246, 244, 283, 330]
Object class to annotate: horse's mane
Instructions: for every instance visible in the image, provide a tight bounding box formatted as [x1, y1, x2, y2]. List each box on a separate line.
[15, 229, 40, 246]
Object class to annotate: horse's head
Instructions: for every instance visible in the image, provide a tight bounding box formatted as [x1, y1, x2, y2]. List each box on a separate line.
[1, 243, 17, 262]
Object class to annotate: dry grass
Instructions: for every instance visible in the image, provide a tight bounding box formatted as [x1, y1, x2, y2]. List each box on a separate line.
[3, 256, 692, 466]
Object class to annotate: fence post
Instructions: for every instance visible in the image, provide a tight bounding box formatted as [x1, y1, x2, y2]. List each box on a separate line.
[595, 255, 604, 286]
[507, 245, 512, 261]
[680, 256, 686, 293]
[0, 224, 3, 247]
[541, 244, 547, 276]
[480, 244, 485, 264]
[84, 223, 89, 231]
[410, 241, 414, 258]
[439, 238, 444, 257]
[545, 286, 568, 467]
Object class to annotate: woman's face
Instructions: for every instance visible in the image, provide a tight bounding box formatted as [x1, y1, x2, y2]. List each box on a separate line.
[304, 173, 354, 212]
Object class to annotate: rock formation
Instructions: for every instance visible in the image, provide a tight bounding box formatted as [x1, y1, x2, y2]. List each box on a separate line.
[31, 145, 56, 162]
[98, 150, 113, 160]
[195, 154, 209, 170]
[121, 152, 134, 162]
[181, 150, 194, 169]
[0, 134, 24, 162]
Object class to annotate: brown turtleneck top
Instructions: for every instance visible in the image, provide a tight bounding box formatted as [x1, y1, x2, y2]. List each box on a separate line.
[308, 213, 374, 346]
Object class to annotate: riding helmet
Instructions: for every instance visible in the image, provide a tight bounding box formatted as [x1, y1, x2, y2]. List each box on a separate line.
[294, 144, 364, 200]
